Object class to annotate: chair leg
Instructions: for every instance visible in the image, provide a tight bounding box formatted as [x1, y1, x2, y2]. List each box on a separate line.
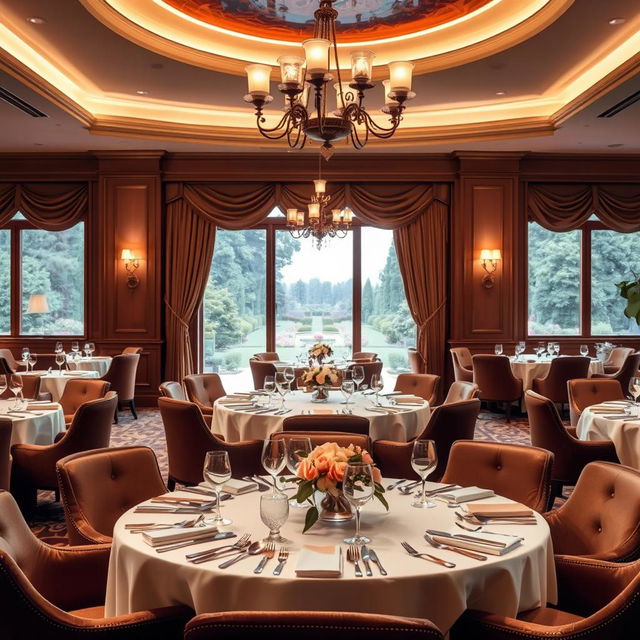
[129, 399, 138, 420]
[167, 477, 176, 491]
[551, 480, 564, 502]
[54, 489, 60, 503]
[113, 406, 119, 424]
[505, 402, 512, 423]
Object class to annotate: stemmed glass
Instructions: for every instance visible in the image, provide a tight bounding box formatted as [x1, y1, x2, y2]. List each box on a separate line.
[71, 342, 79, 355]
[284, 366, 296, 392]
[9, 374, 23, 410]
[261, 438, 287, 493]
[553, 342, 560, 356]
[274, 372, 288, 412]
[84, 343, 91, 358]
[203, 450, 232, 526]
[411, 439, 438, 509]
[341, 379, 355, 412]
[54, 342, 63, 355]
[55, 352, 66, 374]
[21, 348, 30, 366]
[343, 462, 375, 545]
[628, 376, 640, 409]
[536, 342, 546, 359]
[515, 341, 525, 361]
[352, 365, 364, 394]
[371, 373, 384, 407]
[494, 344, 503, 356]
[0, 375, 7, 399]
[580, 344, 589, 357]
[263, 375, 275, 408]
[28, 353, 37, 372]
[260, 492, 290, 543]
[285, 436, 312, 508]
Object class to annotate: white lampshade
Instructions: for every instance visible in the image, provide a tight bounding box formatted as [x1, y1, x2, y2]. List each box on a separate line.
[277, 55, 305, 86]
[479, 249, 493, 261]
[121, 249, 134, 261]
[388, 61, 414, 92]
[382, 79, 400, 107]
[296, 211, 304, 226]
[332, 209, 342, 223]
[313, 179, 326, 194]
[303, 38, 330, 75]
[491, 249, 502, 261]
[308, 202, 320, 219]
[343, 208, 353, 223]
[27, 294, 49, 314]
[286, 208, 298, 223]
[245, 64, 272, 96]
[350, 50, 375, 83]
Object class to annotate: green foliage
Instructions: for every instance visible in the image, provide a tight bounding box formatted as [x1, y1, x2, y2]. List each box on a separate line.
[224, 351, 242, 371]
[616, 273, 640, 325]
[203, 286, 243, 349]
[388, 352, 409, 371]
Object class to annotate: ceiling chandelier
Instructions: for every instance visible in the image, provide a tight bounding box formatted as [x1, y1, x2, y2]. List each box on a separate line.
[243, 0, 416, 158]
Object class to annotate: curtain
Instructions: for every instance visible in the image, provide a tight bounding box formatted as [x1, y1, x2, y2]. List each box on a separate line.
[0, 183, 88, 230]
[528, 183, 640, 232]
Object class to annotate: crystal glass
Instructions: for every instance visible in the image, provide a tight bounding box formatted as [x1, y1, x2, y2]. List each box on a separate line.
[71, 341, 79, 354]
[274, 372, 288, 411]
[55, 352, 65, 374]
[262, 438, 287, 493]
[55, 342, 63, 354]
[494, 344, 503, 356]
[0, 375, 6, 397]
[84, 342, 91, 357]
[411, 439, 438, 508]
[28, 353, 37, 372]
[343, 462, 375, 545]
[21, 348, 30, 363]
[260, 492, 290, 543]
[341, 379, 355, 411]
[515, 341, 525, 360]
[203, 450, 232, 526]
[9, 374, 23, 410]
[285, 436, 312, 508]
[284, 366, 296, 391]
[88, 342, 95, 357]
[629, 376, 640, 404]
[352, 365, 364, 392]
[371, 373, 384, 406]
[263, 375, 275, 407]
[554, 342, 561, 356]
[546, 342, 554, 357]
[536, 342, 546, 358]
[580, 344, 589, 357]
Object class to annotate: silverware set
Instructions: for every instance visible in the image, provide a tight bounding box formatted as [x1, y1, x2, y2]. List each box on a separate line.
[400, 541, 456, 568]
[423, 532, 487, 561]
[345, 544, 386, 577]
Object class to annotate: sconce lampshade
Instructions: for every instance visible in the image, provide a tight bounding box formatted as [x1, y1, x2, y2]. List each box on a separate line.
[121, 249, 134, 261]
[27, 294, 49, 314]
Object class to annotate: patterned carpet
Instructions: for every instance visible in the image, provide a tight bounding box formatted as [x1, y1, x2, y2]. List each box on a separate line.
[29, 408, 550, 545]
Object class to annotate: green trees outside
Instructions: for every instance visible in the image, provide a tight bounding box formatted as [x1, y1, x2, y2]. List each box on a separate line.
[0, 230, 9, 334]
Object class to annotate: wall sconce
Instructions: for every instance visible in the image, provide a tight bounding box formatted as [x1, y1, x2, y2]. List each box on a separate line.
[121, 249, 140, 289]
[480, 249, 501, 288]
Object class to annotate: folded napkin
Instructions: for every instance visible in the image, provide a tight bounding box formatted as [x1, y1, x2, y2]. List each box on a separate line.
[142, 525, 219, 547]
[438, 486, 495, 503]
[430, 529, 523, 556]
[63, 370, 92, 376]
[393, 395, 423, 404]
[221, 478, 258, 495]
[312, 409, 334, 415]
[27, 403, 59, 411]
[464, 503, 534, 519]
[296, 545, 342, 578]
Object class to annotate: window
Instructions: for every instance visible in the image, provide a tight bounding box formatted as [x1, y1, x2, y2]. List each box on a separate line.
[528, 220, 640, 337]
[0, 230, 9, 335]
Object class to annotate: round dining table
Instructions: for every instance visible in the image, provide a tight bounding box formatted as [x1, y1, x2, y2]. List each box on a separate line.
[105, 484, 556, 633]
[509, 355, 604, 392]
[213, 390, 430, 443]
[0, 398, 65, 445]
[21, 370, 101, 401]
[576, 405, 640, 469]
[67, 356, 112, 376]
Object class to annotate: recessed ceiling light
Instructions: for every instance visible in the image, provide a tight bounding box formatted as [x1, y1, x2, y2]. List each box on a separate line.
[135, 90, 149, 95]
[495, 90, 506, 96]
[609, 17, 626, 25]
[27, 16, 46, 24]
[608, 143, 624, 148]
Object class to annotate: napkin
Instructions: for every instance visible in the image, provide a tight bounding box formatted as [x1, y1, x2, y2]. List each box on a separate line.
[430, 530, 523, 556]
[142, 525, 219, 547]
[27, 403, 59, 411]
[464, 503, 534, 519]
[393, 395, 423, 404]
[296, 545, 342, 578]
[63, 370, 91, 376]
[437, 486, 495, 503]
[312, 409, 334, 415]
[221, 478, 258, 495]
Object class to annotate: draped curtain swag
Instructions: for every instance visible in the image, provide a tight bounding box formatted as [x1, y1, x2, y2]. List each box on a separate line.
[0, 183, 88, 230]
[528, 183, 640, 232]
[164, 182, 450, 381]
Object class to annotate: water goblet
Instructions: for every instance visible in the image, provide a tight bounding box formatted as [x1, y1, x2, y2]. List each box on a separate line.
[274, 372, 288, 411]
[260, 492, 290, 543]
[553, 342, 561, 356]
[494, 344, 503, 356]
[515, 341, 525, 361]
[55, 352, 66, 374]
[411, 439, 438, 508]
[343, 462, 375, 545]
[263, 375, 275, 407]
[261, 438, 287, 493]
[203, 450, 232, 526]
[352, 365, 364, 393]
[88, 343, 95, 357]
[28, 353, 37, 372]
[546, 342, 554, 357]
[371, 374, 384, 406]
[9, 375, 23, 410]
[341, 379, 355, 412]
[285, 436, 312, 508]
[580, 344, 589, 357]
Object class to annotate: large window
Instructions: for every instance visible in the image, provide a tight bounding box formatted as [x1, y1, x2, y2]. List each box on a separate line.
[0, 230, 9, 335]
[528, 220, 640, 337]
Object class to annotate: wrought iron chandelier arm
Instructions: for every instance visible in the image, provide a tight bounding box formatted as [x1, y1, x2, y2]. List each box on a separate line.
[343, 102, 403, 139]
[254, 103, 309, 141]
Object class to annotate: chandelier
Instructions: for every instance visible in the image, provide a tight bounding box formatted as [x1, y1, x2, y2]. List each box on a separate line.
[243, 0, 415, 158]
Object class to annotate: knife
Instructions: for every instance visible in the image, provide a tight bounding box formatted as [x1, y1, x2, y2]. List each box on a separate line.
[426, 529, 512, 548]
[368, 548, 387, 576]
[360, 545, 373, 576]
[155, 531, 236, 553]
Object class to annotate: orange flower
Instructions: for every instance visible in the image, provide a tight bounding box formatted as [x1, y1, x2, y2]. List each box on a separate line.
[327, 460, 348, 483]
[372, 466, 382, 484]
[297, 457, 318, 481]
[314, 453, 332, 474]
[361, 451, 374, 465]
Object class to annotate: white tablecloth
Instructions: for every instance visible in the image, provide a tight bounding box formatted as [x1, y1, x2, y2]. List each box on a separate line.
[509, 356, 604, 392]
[577, 407, 640, 469]
[0, 399, 65, 445]
[105, 485, 556, 632]
[67, 356, 112, 376]
[214, 390, 430, 443]
[21, 370, 101, 401]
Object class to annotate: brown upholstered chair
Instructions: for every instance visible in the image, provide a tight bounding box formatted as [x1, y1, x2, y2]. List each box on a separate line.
[0, 349, 25, 372]
[10, 392, 117, 514]
[450, 347, 473, 383]
[531, 356, 591, 406]
[544, 461, 640, 561]
[101, 353, 140, 421]
[525, 390, 619, 499]
[252, 352, 279, 361]
[0, 374, 42, 401]
[407, 347, 421, 373]
[159, 381, 187, 400]
[567, 378, 625, 427]
[0, 418, 11, 490]
[352, 352, 379, 362]
[56, 446, 167, 545]
[185, 611, 444, 640]
[249, 358, 277, 390]
[122, 346, 143, 355]
[373, 399, 480, 482]
[473, 354, 523, 421]
[0, 490, 192, 640]
[158, 397, 263, 489]
[442, 441, 553, 512]
[592, 352, 640, 397]
[394, 373, 440, 405]
[184, 373, 226, 418]
[58, 379, 111, 425]
[451, 556, 640, 640]
[603, 346, 635, 374]
[442, 381, 480, 405]
[282, 414, 369, 434]
[272, 431, 372, 452]
[347, 360, 383, 387]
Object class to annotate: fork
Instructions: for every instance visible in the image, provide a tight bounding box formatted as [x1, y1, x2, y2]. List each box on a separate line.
[126, 514, 204, 533]
[272, 547, 289, 575]
[185, 533, 251, 561]
[253, 542, 276, 574]
[424, 532, 487, 561]
[400, 541, 456, 568]
[346, 544, 363, 577]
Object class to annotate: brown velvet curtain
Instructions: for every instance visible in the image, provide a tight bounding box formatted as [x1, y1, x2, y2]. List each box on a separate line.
[0, 183, 88, 230]
[528, 183, 640, 232]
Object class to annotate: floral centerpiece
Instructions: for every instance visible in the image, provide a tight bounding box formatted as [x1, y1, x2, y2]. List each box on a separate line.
[301, 364, 340, 401]
[290, 442, 388, 532]
[308, 342, 333, 364]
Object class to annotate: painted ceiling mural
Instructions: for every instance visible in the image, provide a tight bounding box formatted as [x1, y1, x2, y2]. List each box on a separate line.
[161, 0, 494, 42]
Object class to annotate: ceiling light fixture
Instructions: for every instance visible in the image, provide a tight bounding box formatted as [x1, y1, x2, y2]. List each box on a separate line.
[243, 0, 415, 159]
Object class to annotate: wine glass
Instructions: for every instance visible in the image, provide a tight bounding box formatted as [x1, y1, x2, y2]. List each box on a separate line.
[203, 450, 232, 526]
[28, 353, 37, 372]
[285, 436, 312, 508]
[88, 342, 95, 357]
[342, 462, 375, 545]
[371, 373, 384, 406]
[537, 342, 546, 359]
[628, 376, 640, 405]
[55, 352, 66, 374]
[284, 366, 295, 391]
[0, 375, 7, 399]
[494, 344, 503, 356]
[260, 492, 290, 543]
[554, 342, 561, 356]
[274, 372, 288, 411]
[21, 348, 30, 364]
[261, 438, 287, 493]
[411, 439, 438, 509]
[71, 341, 79, 355]
[9, 374, 23, 410]
[547, 342, 554, 357]
[263, 375, 275, 407]
[84, 343, 91, 358]
[352, 365, 364, 393]
[341, 379, 355, 412]
[54, 342, 63, 354]
[580, 344, 589, 357]
[515, 341, 525, 361]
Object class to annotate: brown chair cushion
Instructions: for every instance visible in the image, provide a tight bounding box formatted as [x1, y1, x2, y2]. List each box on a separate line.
[394, 373, 440, 405]
[517, 607, 584, 626]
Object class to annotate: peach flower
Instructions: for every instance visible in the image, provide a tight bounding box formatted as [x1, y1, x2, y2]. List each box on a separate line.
[327, 460, 348, 483]
[297, 457, 318, 481]
[372, 466, 382, 484]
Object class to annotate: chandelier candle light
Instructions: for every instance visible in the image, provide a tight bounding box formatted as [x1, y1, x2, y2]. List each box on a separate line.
[244, 0, 415, 157]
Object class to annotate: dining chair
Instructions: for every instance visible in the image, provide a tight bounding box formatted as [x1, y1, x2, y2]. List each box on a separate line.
[451, 556, 640, 640]
[100, 353, 140, 421]
[282, 414, 369, 434]
[56, 446, 167, 545]
[0, 418, 11, 490]
[183, 373, 226, 419]
[450, 347, 473, 383]
[249, 358, 277, 390]
[347, 360, 383, 387]
[525, 390, 619, 500]
[373, 399, 480, 482]
[58, 378, 111, 425]
[185, 611, 444, 640]
[122, 346, 143, 355]
[592, 352, 640, 397]
[0, 374, 42, 401]
[603, 346, 635, 374]
[567, 378, 624, 427]
[472, 354, 523, 421]
[252, 351, 280, 361]
[531, 356, 591, 407]
[0, 349, 23, 373]
[441, 381, 480, 405]
[272, 430, 372, 452]
[407, 347, 422, 373]
[159, 380, 187, 401]
[0, 489, 193, 640]
[10, 393, 117, 515]
[352, 351, 379, 362]
[441, 440, 554, 512]
[544, 461, 640, 561]
[394, 373, 440, 405]
[158, 397, 263, 489]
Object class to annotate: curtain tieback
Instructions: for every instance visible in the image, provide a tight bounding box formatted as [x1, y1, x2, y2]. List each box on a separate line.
[418, 298, 446, 330]
[164, 298, 190, 331]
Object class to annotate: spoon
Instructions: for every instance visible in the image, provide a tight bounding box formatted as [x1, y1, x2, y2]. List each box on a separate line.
[218, 541, 264, 569]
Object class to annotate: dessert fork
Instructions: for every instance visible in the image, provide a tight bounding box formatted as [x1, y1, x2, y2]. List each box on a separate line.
[253, 542, 276, 574]
[272, 547, 289, 575]
[346, 544, 363, 577]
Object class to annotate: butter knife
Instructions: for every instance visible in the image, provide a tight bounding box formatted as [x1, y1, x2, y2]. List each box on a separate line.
[360, 545, 373, 576]
[368, 548, 387, 576]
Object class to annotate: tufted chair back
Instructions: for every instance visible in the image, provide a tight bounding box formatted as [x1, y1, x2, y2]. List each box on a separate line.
[352, 352, 379, 362]
[443, 381, 480, 405]
[0, 374, 41, 401]
[0, 419, 11, 490]
[592, 352, 640, 397]
[282, 414, 369, 434]
[603, 346, 635, 374]
[0, 349, 21, 373]
[249, 359, 277, 390]
[58, 379, 111, 424]
[159, 381, 186, 401]
[450, 347, 473, 383]
[273, 431, 372, 452]
[531, 356, 591, 404]
[442, 440, 554, 512]
[101, 354, 139, 403]
[394, 373, 440, 405]
[184, 374, 226, 413]
[544, 461, 640, 561]
[567, 378, 624, 426]
[122, 347, 143, 355]
[407, 348, 421, 374]
[472, 355, 522, 403]
[252, 352, 279, 361]
[57, 446, 166, 545]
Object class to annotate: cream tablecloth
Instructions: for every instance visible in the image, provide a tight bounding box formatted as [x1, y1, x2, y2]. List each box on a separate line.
[214, 390, 430, 443]
[67, 356, 112, 376]
[105, 485, 556, 632]
[0, 398, 65, 445]
[509, 355, 603, 393]
[21, 370, 101, 401]
[577, 406, 640, 469]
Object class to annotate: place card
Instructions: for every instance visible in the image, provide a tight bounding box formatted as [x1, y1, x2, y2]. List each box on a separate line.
[295, 545, 342, 578]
